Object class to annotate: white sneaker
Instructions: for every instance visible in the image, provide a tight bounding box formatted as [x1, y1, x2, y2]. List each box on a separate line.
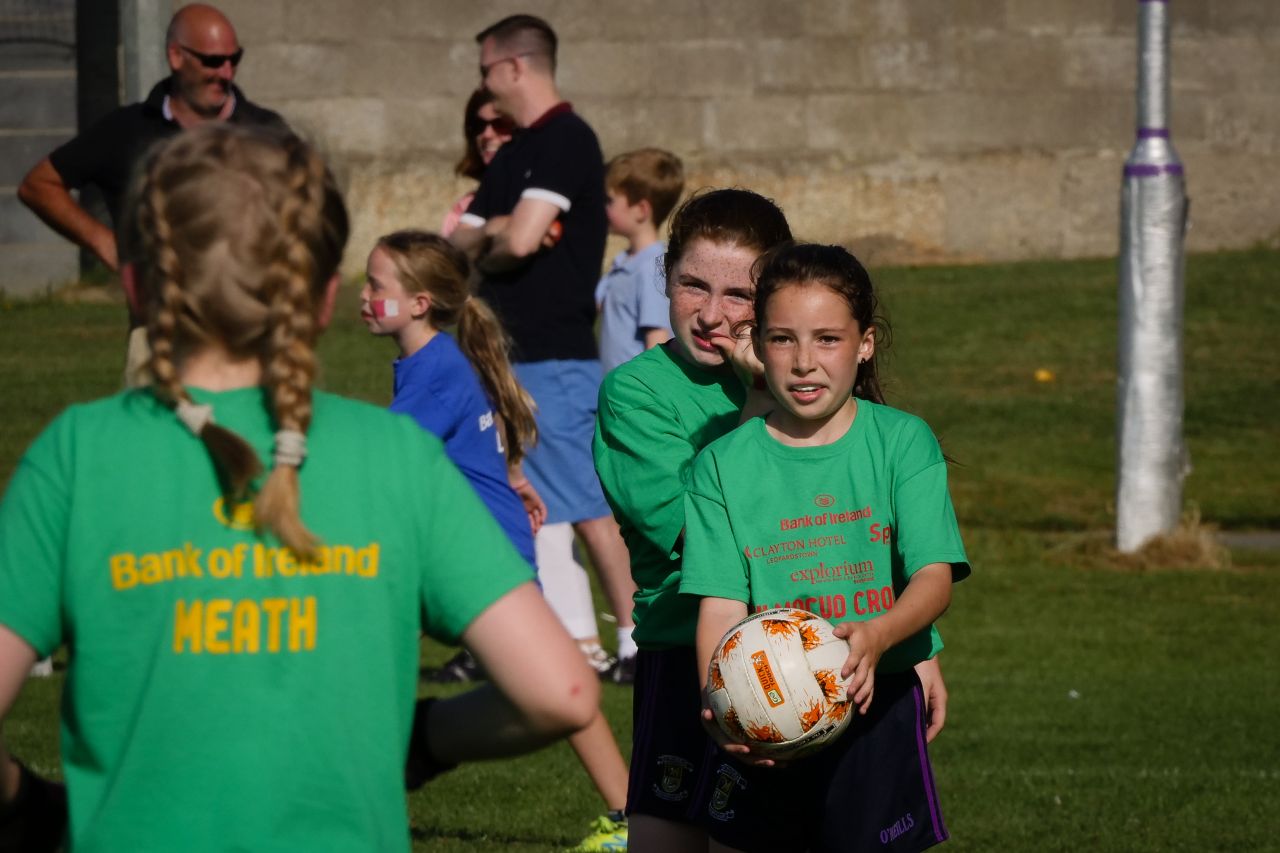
[579, 642, 617, 677]
[29, 657, 54, 677]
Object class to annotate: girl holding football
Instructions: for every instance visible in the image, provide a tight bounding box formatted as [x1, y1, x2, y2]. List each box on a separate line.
[680, 243, 970, 852]
[595, 190, 948, 853]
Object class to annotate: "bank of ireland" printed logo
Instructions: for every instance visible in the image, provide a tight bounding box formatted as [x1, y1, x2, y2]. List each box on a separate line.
[653, 754, 694, 802]
[212, 496, 254, 531]
[707, 763, 746, 821]
[814, 493, 835, 508]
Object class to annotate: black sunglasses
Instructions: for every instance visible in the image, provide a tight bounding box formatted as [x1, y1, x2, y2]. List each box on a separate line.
[475, 115, 516, 135]
[179, 43, 244, 69]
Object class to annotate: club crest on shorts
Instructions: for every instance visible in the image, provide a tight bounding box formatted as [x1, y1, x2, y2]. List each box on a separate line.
[707, 763, 746, 821]
[653, 754, 693, 801]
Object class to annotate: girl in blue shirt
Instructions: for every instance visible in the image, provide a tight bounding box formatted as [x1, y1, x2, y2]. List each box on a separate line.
[362, 230, 544, 561]
[361, 230, 632, 841]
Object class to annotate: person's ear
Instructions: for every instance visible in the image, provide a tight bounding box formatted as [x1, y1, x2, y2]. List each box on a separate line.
[121, 263, 142, 316]
[635, 199, 653, 225]
[410, 292, 433, 319]
[166, 42, 183, 74]
[316, 274, 341, 331]
[858, 326, 876, 364]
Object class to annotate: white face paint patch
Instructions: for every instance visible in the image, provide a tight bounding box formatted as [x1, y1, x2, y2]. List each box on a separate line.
[371, 299, 400, 318]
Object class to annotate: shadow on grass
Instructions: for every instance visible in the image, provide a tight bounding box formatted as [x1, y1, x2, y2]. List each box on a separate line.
[410, 822, 563, 850]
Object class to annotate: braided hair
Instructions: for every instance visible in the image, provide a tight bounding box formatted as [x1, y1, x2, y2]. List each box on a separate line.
[121, 124, 349, 557]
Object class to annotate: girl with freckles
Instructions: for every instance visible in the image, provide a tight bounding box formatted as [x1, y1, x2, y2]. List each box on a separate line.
[679, 244, 970, 853]
[594, 193, 953, 852]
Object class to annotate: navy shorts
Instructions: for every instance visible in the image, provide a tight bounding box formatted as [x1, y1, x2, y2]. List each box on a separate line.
[705, 669, 949, 853]
[513, 359, 613, 525]
[626, 647, 722, 826]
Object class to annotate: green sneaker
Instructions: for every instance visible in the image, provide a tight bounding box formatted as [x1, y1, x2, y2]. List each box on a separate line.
[568, 813, 628, 851]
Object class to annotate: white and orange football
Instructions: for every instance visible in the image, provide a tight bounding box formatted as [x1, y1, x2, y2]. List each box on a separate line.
[706, 607, 853, 760]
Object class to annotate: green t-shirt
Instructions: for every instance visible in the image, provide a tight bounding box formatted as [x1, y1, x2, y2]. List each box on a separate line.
[593, 344, 745, 649]
[0, 387, 534, 853]
[680, 402, 970, 673]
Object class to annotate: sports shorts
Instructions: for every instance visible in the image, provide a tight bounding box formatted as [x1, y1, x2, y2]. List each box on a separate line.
[705, 669, 949, 853]
[513, 359, 612, 525]
[626, 647, 721, 826]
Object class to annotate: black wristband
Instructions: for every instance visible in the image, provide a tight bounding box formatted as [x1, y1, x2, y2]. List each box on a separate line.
[404, 698, 459, 791]
[0, 760, 68, 853]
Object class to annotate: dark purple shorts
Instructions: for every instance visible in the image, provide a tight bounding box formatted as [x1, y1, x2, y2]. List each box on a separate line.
[625, 647, 721, 826]
[705, 669, 950, 853]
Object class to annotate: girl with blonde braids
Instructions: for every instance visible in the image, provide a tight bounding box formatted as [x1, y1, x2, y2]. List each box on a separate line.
[0, 124, 598, 852]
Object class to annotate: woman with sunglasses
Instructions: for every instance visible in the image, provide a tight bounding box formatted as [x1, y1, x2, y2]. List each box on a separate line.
[422, 87, 633, 853]
[442, 89, 516, 238]
[431, 88, 528, 688]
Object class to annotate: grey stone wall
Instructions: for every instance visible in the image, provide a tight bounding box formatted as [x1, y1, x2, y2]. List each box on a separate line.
[218, 0, 1279, 274]
[10, 0, 1280, 291]
[0, 2, 78, 296]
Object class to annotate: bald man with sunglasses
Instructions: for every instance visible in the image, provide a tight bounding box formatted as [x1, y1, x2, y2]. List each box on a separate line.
[18, 3, 286, 278]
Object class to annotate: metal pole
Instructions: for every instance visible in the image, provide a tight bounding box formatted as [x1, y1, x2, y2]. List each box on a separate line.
[1116, 0, 1189, 552]
[120, 0, 168, 104]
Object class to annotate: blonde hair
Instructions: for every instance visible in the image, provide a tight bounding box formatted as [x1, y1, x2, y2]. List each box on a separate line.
[121, 124, 349, 557]
[606, 148, 685, 228]
[375, 230, 538, 464]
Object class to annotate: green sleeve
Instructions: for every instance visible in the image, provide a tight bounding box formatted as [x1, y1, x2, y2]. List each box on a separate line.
[0, 415, 72, 657]
[406, 426, 533, 644]
[893, 419, 970, 583]
[594, 376, 697, 558]
[678, 450, 750, 603]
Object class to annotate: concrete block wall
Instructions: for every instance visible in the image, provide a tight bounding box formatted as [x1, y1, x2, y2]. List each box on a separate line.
[12, 0, 1280, 291]
[0, 26, 79, 295]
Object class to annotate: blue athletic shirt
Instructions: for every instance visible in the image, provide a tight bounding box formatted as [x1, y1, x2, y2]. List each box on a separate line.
[390, 332, 536, 566]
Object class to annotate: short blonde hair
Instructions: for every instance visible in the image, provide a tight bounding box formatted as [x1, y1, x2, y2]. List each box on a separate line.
[605, 148, 685, 228]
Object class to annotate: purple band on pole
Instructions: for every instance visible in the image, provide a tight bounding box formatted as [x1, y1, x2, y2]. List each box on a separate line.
[1138, 0, 1167, 4]
[1124, 163, 1184, 177]
[1138, 128, 1169, 138]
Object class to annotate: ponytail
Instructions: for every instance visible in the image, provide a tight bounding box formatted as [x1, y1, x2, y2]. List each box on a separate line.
[456, 295, 538, 465]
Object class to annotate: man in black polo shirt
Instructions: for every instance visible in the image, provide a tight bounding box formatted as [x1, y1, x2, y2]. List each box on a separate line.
[453, 15, 639, 679]
[20, 3, 285, 272]
[454, 12, 640, 665]
[18, 3, 285, 381]
[449, 14, 635, 841]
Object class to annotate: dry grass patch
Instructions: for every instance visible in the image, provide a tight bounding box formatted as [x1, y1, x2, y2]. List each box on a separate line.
[1049, 508, 1232, 572]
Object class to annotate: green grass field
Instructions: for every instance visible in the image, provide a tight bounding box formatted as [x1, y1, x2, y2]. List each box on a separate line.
[3, 249, 1279, 850]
